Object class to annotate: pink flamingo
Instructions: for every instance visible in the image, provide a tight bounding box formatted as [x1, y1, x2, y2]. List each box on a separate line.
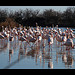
[48, 34, 53, 50]
[62, 35, 74, 50]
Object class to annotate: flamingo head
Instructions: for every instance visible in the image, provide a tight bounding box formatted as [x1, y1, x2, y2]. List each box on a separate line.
[55, 32, 58, 35]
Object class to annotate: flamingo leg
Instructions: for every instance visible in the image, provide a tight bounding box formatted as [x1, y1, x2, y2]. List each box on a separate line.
[51, 44, 52, 51]
[61, 42, 62, 51]
[66, 46, 67, 50]
[49, 42, 50, 48]
[1, 39, 3, 48]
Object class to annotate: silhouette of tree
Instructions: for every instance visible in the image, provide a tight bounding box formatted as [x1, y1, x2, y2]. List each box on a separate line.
[0, 7, 75, 28]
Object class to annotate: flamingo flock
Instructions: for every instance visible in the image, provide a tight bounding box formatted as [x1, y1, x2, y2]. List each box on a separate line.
[0, 24, 75, 69]
[0, 25, 75, 51]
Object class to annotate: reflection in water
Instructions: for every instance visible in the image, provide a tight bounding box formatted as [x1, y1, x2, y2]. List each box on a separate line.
[1, 37, 75, 69]
[0, 27, 75, 69]
[64, 51, 73, 69]
[48, 59, 53, 69]
[42, 47, 45, 68]
[9, 49, 14, 62]
[0, 39, 8, 53]
[2, 38, 75, 69]
[47, 48, 53, 69]
[18, 41, 24, 61]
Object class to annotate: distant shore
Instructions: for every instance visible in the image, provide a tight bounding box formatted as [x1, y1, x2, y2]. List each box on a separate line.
[0, 7, 75, 29]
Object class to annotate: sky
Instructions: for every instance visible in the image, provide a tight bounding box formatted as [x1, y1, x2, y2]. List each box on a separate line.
[0, 6, 75, 13]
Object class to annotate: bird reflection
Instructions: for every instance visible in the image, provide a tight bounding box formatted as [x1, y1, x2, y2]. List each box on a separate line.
[65, 51, 73, 69]
[45, 48, 51, 60]
[35, 45, 40, 65]
[48, 48, 53, 69]
[48, 59, 53, 69]
[62, 52, 67, 63]
[9, 40, 14, 63]
[13, 41, 17, 51]
[18, 41, 24, 61]
[39, 51, 42, 66]
[24, 43, 28, 56]
[0, 39, 8, 50]
[9, 49, 14, 63]
[56, 49, 58, 63]
[27, 49, 36, 57]
[42, 47, 45, 68]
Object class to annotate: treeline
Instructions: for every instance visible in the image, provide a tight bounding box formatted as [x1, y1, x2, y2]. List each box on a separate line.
[0, 7, 75, 28]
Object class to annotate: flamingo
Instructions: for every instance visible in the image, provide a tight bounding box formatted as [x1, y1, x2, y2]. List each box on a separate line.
[48, 34, 53, 50]
[55, 32, 67, 44]
[62, 35, 74, 50]
[69, 32, 75, 39]
[1, 31, 10, 47]
[18, 33, 29, 50]
[28, 36, 37, 48]
[12, 28, 18, 39]
[2, 31, 9, 38]
[37, 33, 42, 42]
[54, 32, 67, 51]
[55, 32, 62, 44]
[19, 36, 28, 42]
[9, 36, 14, 41]
[0, 33, 4, 41]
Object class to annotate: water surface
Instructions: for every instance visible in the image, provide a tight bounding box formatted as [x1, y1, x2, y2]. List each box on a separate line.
[0, 27, 75, 69]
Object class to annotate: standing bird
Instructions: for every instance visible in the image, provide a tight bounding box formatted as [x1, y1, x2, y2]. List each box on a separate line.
[9, 36, 14, 41]
[19, 36, 28, 42]
[37, 33, 42, 42]
[48, 34, 53, 50]
[62, 35, 74, 50]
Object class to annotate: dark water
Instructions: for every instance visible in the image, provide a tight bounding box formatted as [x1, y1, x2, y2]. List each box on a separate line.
[0, 27, 75, 69]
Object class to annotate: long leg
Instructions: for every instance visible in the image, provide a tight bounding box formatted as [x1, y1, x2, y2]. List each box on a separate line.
[51, 44, 52, 51]
[61, 42, 62, 51]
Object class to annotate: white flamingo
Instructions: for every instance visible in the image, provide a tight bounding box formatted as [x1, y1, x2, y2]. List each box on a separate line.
[62, 35, 74, 50]
[48, 34, 53, 49]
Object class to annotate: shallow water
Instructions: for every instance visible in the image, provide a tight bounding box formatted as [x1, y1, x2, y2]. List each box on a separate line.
[0, 27, 75, 69]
